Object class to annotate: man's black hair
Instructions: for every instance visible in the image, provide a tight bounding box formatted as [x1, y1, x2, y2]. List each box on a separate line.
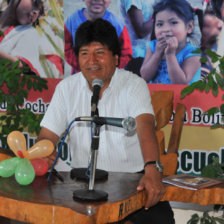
[74, 18, 121, 59]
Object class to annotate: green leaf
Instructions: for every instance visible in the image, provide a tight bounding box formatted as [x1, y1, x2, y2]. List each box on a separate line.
[181, 85, 195, 98]
[220, 104, 224, 115]
[0, 30, 4, 37]
[211, 123, 222, 129]
[27, 79, 32, 90]
[199, 81, 206, 91]
[212, 83, 219, 97]
[202, 165, 218, 177]
[187, 213, 199, 224]
[205, 107, 219, 116]
[218, 57, 224, 75]
[205, 49, 221, 63]
[200, 57, 208, 64]
[205, 84, 210, 93]
[216, 74, 224, 88]
[192, 48, 202, 54]
[214, 217, 224, 223]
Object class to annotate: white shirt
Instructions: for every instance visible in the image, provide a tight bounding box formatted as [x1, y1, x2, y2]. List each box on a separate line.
[40, 68, 154, 172]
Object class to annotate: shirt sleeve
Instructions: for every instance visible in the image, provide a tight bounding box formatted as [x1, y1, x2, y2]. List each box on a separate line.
[127, 77, 154, 118]
[40, 82, 68, 137]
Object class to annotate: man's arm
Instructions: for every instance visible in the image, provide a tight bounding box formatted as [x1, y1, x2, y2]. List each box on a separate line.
[136, 113, 165, 209]
[37, 127, 59, 168]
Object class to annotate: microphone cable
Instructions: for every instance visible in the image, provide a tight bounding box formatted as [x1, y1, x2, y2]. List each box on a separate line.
[47, 119, 94, 181]
[47, 119, 76, 182]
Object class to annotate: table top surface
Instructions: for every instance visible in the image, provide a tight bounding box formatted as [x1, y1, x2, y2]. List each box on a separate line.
[0, 171, 146, 224]
[0, 171, 224, 224]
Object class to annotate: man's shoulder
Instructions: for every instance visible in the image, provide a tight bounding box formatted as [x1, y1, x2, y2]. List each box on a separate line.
[57, 73, 83, 89]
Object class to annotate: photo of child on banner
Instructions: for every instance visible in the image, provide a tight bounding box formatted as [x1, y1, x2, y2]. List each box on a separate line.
[210, 0, 224, 59]
[64, 0, 132, 74]
[0, 0, 64, 78]
[140, 0, 202, 84]
[119, 0, 155, 76]
[201, 2, 223, 79]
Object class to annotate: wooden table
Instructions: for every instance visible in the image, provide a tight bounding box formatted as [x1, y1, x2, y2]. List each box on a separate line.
[163, 182, 224, 206]
[0, 172, 146, 224]
[0, 172, 223, 224]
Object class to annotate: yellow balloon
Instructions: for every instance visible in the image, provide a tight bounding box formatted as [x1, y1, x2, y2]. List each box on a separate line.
[7, 131, 27, 158]
[24, 140, 54, 160]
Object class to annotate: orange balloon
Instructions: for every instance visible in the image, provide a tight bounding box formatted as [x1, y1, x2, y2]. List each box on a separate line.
[7, 131, 27, 158]
[24, 140, 54, 160]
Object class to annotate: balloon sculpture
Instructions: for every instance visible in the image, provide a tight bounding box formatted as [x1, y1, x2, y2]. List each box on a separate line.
[0, 131, 54, 185]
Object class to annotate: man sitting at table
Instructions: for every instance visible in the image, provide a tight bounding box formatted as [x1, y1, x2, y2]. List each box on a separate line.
[37, 18, 175, 224]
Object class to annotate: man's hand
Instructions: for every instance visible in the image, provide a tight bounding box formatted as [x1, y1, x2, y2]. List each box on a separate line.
[37, 127, 60, 169]
[137, 165, 165, 209]
[42, 151, 58, 168]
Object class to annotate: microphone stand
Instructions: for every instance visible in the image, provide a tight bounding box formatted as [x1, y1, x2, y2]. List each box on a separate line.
[73, 109, 108, 201]
[88, 121, 100, 190]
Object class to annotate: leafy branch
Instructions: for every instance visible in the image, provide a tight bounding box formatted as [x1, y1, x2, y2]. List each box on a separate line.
[0, 59, 48, 148]
[187, 211, 224, 224]
[181, 49, 224, 224]
[181, 49, 224, 129]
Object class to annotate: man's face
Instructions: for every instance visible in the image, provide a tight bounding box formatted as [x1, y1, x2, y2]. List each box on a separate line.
[83, 0, 112, 16]
[78, 42, 118, 90]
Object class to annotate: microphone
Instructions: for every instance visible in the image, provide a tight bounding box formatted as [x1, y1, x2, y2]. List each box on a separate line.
[91, 79, 103, 116]
[75, 116, 136, 132]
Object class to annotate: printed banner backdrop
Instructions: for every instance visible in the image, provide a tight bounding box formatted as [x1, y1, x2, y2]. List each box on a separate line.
[1, 82, 224, 174]
[1, 0, 224, 174]
[148, 84, 224, 175]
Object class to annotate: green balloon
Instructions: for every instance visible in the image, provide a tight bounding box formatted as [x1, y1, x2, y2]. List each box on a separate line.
[0, 157, 22, 177]
[15, 158, 35, 185]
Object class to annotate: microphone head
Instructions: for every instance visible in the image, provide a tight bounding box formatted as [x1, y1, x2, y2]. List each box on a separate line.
[92, 79, 103, 88]
[122, 117, 136, 132]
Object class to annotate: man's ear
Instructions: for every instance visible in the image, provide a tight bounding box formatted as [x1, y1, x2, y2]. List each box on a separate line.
[115, 55, 119, 66]
[187, 20, 194, 34]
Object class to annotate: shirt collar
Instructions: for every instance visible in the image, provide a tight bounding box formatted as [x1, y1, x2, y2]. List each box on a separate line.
[106, 68, 118, 92]
[79, 68, 118, 95]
